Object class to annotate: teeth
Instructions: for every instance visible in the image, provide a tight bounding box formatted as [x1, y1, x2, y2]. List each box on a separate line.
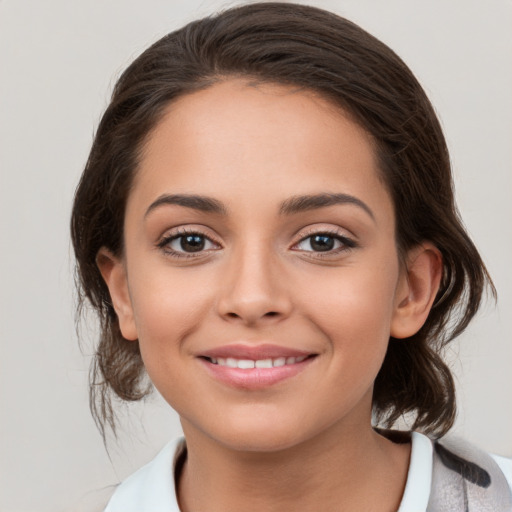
[238, 359, 255, 369]
[255, 359, 272, 368]
[209, 356, 308, 368]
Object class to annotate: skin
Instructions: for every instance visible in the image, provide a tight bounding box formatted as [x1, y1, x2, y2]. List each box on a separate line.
[99, 79, 442, 511]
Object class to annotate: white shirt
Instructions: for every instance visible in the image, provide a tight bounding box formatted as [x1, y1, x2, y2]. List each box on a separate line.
[102, 433, 512, 512]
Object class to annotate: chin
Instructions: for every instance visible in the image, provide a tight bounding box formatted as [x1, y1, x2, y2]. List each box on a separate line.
[180, 409, 308, 454]
[207, 413, 322, 454]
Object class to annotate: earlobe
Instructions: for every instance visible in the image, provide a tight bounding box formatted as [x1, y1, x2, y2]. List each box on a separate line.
[390, 243, 443, 339]
[96, 248, 138, 341]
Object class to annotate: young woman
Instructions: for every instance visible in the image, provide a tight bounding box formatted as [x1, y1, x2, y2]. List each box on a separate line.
[71, 3, 512, 511]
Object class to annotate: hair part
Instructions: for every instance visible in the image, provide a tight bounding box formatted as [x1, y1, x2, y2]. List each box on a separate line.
[71, 2, 495, 440]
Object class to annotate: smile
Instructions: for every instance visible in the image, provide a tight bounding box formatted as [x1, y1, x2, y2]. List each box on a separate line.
[198, 345, 317, 389]
[206, 356, 308, 369]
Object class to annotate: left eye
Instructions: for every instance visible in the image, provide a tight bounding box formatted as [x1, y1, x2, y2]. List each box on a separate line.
[294, 234, 346, 252]
[167, 233, 217, 253]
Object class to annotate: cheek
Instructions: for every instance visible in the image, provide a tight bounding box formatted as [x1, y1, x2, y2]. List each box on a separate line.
[126, 268, 214, 372]
[298, 260, 398, 330]
[294, 258, 399, 369]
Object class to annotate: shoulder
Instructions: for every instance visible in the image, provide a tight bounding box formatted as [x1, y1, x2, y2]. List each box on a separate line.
[492, 453, 512, 489]
[103, 438, 185, 512]
[428, 435, 512, 511]
[397, 432, 512, 512]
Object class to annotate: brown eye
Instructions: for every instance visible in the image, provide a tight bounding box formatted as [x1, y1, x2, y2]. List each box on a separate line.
[165, 233, 217, 253]
[179, 234, 205, 252]
[293, 232, 356, 254]
[295, 234, 341, 252]
[310, 235, 335, 252]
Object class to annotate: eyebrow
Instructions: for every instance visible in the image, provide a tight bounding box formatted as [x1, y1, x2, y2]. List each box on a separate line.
[144, 192, 374, 221]
[279, 193, 375, 220]
[145, 194, 227, 218]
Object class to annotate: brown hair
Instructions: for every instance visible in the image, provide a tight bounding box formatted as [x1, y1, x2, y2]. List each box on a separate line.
[71, 2, 494, 439]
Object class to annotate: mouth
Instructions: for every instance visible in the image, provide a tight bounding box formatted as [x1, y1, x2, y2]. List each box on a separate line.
[200, 354, 311, 369]
[197, 345, 318, 389]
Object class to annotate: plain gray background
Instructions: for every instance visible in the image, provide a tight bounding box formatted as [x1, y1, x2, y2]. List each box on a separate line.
[1, 1, 511, 510]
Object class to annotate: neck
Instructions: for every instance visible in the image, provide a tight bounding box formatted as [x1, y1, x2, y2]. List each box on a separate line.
[178, 420, 411, 512]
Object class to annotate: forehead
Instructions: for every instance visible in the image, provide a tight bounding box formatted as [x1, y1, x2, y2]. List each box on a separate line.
[130, 79, 393, 225]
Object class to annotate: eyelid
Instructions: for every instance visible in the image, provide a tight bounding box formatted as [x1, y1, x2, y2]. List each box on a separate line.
[157, 224, 221, 242]
[292, 225, 356, 243]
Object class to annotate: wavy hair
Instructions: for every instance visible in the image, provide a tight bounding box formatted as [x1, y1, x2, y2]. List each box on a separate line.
[71, 2, 495, 439]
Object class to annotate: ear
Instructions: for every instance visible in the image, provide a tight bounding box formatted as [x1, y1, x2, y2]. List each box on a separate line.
[96, 248, 138, 341]
[390, 243, 443, 339]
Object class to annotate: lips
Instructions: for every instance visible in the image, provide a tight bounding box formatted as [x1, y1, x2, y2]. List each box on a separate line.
[197, 344, 317, 389]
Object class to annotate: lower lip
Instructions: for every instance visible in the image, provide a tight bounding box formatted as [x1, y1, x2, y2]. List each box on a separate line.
[198, 357, 316, 390]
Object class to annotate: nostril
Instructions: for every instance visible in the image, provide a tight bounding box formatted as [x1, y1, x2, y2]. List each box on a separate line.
[224, 310, 279, 321]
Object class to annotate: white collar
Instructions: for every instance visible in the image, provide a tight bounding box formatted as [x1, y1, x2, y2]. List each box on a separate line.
[397, 431, 433, 512]
[105, 433, 433, 512]
[104, 438, 182, 512]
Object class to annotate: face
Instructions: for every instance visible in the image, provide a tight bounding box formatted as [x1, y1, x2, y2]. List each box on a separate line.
[101, 79, 432, 452]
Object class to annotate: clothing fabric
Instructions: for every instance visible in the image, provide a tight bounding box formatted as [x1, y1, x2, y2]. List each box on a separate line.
[103, 433, 512, 512]
[400, 434, 512, 511]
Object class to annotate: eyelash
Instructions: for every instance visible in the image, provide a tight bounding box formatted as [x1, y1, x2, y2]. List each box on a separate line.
[157, 228, 221, 259]
[292, 229, 357, 257]
[156, 228, 357, 259]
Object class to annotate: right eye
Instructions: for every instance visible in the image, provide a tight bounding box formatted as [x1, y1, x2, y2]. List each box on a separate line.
[169, 233, 215, 253]
[158, 230, 220, 257]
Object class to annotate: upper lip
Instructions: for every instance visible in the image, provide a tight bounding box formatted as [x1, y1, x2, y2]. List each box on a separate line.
[199, 344, 315, 360]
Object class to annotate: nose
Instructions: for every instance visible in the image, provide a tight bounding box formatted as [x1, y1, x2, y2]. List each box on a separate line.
[216, 244, 293, 326]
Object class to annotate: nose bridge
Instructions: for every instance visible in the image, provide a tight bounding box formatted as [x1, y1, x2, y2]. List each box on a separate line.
[217, 235, 291, 324]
